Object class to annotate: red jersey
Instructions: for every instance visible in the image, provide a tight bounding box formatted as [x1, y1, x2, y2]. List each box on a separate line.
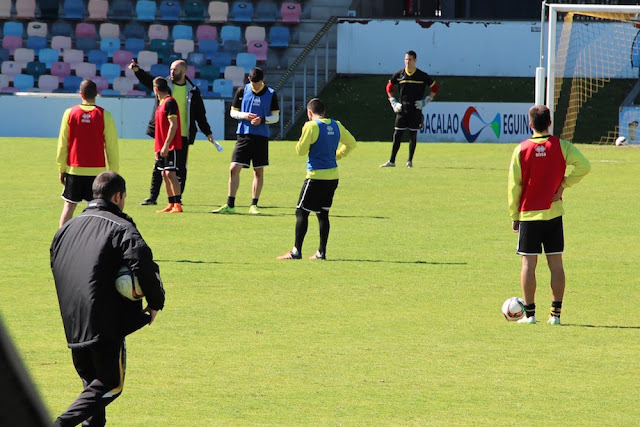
[67, 105, 106, 168]
[518, 136, 566, 213]
[154, 96, 182, 152]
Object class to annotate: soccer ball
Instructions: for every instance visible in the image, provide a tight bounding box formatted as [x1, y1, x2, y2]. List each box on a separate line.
[615, 136, 627, 146]
[115, 266, 144, 301]
[502, 297, 525, 321]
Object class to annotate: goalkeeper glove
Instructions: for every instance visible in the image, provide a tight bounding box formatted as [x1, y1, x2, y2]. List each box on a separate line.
[389, 97, 402, 113]
[415, 96, 433, 109]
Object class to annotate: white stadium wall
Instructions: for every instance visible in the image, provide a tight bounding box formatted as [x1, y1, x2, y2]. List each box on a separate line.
[0, 94, 225, 140]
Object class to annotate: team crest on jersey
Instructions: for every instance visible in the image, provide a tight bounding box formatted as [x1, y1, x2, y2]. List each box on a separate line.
[326, 125, 335, 135]
[81, 113, 91, 123]
[535, 145, 546, 157]
[252, 98, 262, 107]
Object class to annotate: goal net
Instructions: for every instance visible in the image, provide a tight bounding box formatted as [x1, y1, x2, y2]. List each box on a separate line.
[544, 4, 640, 144]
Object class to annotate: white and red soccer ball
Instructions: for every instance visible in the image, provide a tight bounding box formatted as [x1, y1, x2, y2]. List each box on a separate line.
[502, 297, 525, 321]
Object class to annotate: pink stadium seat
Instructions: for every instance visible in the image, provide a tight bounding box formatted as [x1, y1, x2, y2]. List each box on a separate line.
[0, 86, 19, 93]
[113, 50, 133, 71]
[99, 23, 120, 39]
[88, 0, 109, 20]
[75, 62, 97, 79]
[124, 67, 139, 82]
[63, 49, 84, 69]
[247, 40, 267, 62]
[1, 61, 21, 81]
[223, 65, 244, 87]
[0, 0, 11, 18]
[51, 36, 73, 55]
[13, 48, 35, 69]
[186, 65, 195, 80]
[76, 23, 97, 38]
[127, 89, 147, 96]
[136, 50, 158, 71]
[2, 36, 23, 55]
[27, 21, 48, 37]
[93, 75, 109, 93]
[208, 1, 228, 23]
[148, 24, 169, 41]
[15, 0, 36, 19]
[245, 26, 266, 43]
[38, 74, 60, 92]
[280, 2, 301, 24]
[113, 76, 134, 93]
[51, 61, 72, 82]
[196, 24, 217, 41]
[174, 39, 195, 59]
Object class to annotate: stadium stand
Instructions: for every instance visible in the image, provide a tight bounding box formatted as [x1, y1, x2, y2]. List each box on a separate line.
[13, 47, 34, 68]
[123, 22, 146, 39]
[174, 39, 195, 59]
[100, 63, 121, 83]
[247, 40, 267, 62]
[51, 35, 72, 54]
[184, 1, 206, 22]
[38, 0, 59, 20]
[3, 21, 24, 37]
[62, 49, 84, 69]
[109, 0, 134, 21]
[196, 24, 217, 41]
[39, 48, 60, 68]
[245, 25, 266, 43]
[113, 49, 133, 70]
[222, 39, 243, 56]
[281, 2, 302, 24]
[87, 0, 109, 20]
[26, 22, 48, 37]
[187, 51, 206, 68]
[199, 64, 220, 81]
[124, 38, 145, 56]
[135, 0, 156, 21]
[198, 39, 219, 60]
[208, 1, 228, 24]
[0, 73, 9, 89]
[76, 37, 98, 53]
[0, 48, 9, 63]
[38, 74, 60, 91]
[100, 37, 121, 57]
[269, 25, 290, 48]
[173, 24, 193, 40]
[149, 39, 171, 62]
[220, 25, 241, 45]
[2, 35, 22, 55]
[99, 23, 120, 39]
[149, 23, 169, 40]
[113, 76, 134, 93]
[88, 49, 108, 67]
[15, 0, 36, 20]
[26, 36, 46, 51]
[75, 22, 97, 38]
[224, 65, 244, 87]
[75, 62, 97, 79]
[0, 86, 19, 93]
[150, 63, 170, 77]
[13, 73, 34, 91]
[137, 50, 158, 71]
[158, 1, 181, 22]
[62, 75, 82, 92]
[51, 21, 73, 37]
[254, 1, 278, 23]
[212, 78, 233, 98]
[236, 52, 256, 73]
[93, 75, 109, 92]
[231, 1, 254, 23]
[26, 60, 47, 79]
[210, 51, 232, 69]
[0, 1, 11, 19]
[63, 0, 85, 20]
[51, 61, 71, 82]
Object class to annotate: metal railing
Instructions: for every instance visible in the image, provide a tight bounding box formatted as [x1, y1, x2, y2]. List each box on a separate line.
[274, 16, 338, 139]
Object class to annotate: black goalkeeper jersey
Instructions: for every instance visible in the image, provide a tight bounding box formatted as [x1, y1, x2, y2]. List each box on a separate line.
[389, 68, 435, 109]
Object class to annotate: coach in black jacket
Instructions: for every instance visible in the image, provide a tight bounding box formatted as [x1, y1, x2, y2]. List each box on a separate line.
[51, 171, 165, 427]
[131, 59, 215, 204]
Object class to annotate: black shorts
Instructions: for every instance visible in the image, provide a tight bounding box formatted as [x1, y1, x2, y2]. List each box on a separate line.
[517, 216, 564, 255]
[232, 134, 269, 168]
[155, 150, 178, 171]
[296, 179, 339, 213]
[395, 108, 423, 131]
[61, 174, 95, 203]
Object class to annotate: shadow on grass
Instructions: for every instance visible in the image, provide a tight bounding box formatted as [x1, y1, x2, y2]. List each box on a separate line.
[329, 259, 467, 265]
[563, 324, 640, 330]
[156, 259, 224, 264]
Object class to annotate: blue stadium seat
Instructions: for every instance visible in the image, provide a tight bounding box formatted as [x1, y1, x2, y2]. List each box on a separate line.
[124, 38, 146, 57]
[100, 63, 121, 83]
[198, 39, 219, 60]
[158, 1, 181, 22]
[101, 89, 121, 96]
[235, 52, 256, 73]
[222, 40, 243, 56]
[88, 49, 108, 67]
[3, 22, 24, 37]
[14, 74, 35, 91]
[100, 38, 121, 57]
[212, 78, 233, 98]
[0, 48, 9, 63]
[51, 21, 73, 37]
[173, 24, 193, 41]
[109, 0, 134, 20]
[192, 78, 210, 95]
[150, 63, 170, 77]
[135, 0, 156, 21]
[26, 36, 47, 51]
[149, 39, 171, 63]
[184, 1, 205, 22]
[269, 26, 290, 48]
[38, 48, 60, 68]
[199, 65, 220, 81]
[230, 1, 253, 23]
[26, 61, 47, 79]
[254, 1, 278, 23]
[63, 0, 85, 19]
[210, 51, 232, 69]
[76, 37, 98, 53]
[123, 22, 146, 40]
[187, 52, 206, 68]
[220, 25, 241, 46]
[38, 0, 60, 19]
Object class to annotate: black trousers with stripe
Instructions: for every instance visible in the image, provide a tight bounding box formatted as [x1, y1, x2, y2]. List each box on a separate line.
[55, 339, 126, 427]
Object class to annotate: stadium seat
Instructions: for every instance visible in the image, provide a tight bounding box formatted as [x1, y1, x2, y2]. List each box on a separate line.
[158, 1, 181, 22]
[113, 50, 133, 70]
[254, 1, 278, 23]
[208, 1, 228, 23]
[109, 0, 134, 20]
[100, 88, 120, 95]
[63, 0, 85, 20]
[38, 0, 59, 19]
[127, 89, 147, 95]
[136, 50, 158, 71]
[220, 25, 241, 46]
[174, 39, 195, 59]
[26, 61, 47, 78]
[112, 76, 134, 93]
[39, 48, 60, 68]
[269, 26, 290, 48]
[235, 52, 256, 73]
[88, 49, 108, 67]
[231, 1, 253, 23]
[13, 48, 35, 69]
[186, 64, 195, 79]
[212, 78, 233, 98]
[184, 1, 205, 22]
[38, 74, 60, 92]
[26, 36, 47, 51]
[0, 73, 9, 89]
[15, 0, 36, 19]
[198, 39, 219, 60]
[87, 0, 108, 20]
[13, 73, 35, 91]
[192, 78, 211, 95]
[51, 21, 73, 37]
[148, 24, 169, 41]
[100, 63, 121, 83]
[51, 61, 71, 82]
[196, 24, 217, 41]
[223, 65, 244, 87]
[124, 66, 139, 82]
[150, 63, 170, 77]
[245, 26, 266, 43]
[0, 0, 11, 18]
[135, 0, 156, 21]
[51, 36, 72, 54]
[100, 38, 121, 57]
[0, 48, 9, 63]
[26, 22, 48, 37]
[2, 36, 23, 55]
[99, 23, 120, 39]
[247, 40, 267, 62]
[123, 22, 146, 40]
[149, 39, 171, 62]
[63, 75, 83, 92]
[280, 2, 301, 24]
[76, 23, 97, 38]
[209, 51, 232, 69]
[93, 75, 109, 92]
[124, 38, 145, 57]
[62, 49, 84, 69]
[1, 61, 20, 81]
[222, 40, 243, 56]
[198, 64, 219, 81]
[173, 24, 193, 41]
[76, 37, 98, 53]
[3, 22, 24, 37]
[186, 51, 205, 68]
[75, 62, 97, 79]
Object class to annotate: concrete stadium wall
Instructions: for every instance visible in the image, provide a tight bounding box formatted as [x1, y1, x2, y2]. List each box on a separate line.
[0, 94, 226, 140]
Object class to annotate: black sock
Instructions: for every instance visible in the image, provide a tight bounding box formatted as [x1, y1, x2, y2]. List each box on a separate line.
[175, 195, 182, 204]
[251, 198, 258, 206]
[294, 208, 309, 253]
[169, 196, 177, 203]
[550, 301, 562, 318]
[227, 196, 235, 208]
[524, 303, 536, 318]
[317, 210, 330, 256]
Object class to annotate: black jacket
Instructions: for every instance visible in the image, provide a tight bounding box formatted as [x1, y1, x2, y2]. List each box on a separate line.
[50, 199, 165, 349]
[134, 68, 213, 145]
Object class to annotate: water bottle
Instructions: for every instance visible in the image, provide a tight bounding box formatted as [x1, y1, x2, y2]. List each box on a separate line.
[211, 140, 223, 152]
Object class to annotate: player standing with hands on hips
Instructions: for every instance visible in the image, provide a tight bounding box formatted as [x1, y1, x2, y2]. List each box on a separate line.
[508, 105, 590, 325]
[380, 50, 439, 168]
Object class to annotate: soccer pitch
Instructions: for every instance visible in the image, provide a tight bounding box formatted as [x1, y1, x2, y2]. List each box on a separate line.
[2, 137, 639, 425]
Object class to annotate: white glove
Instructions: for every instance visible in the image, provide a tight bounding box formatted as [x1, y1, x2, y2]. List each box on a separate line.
[390, 97, 402, 113]
[415, 96, 432, 109]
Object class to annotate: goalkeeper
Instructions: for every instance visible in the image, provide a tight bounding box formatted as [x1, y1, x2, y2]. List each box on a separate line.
[380, 50, 439, 168]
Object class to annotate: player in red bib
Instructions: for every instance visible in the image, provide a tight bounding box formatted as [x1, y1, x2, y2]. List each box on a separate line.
[508, 105, 591, 325]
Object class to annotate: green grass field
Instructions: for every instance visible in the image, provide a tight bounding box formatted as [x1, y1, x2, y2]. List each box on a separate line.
[2, 137, 640, 425]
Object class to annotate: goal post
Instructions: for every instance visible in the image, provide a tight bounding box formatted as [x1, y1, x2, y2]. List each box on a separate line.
[541, 3, 640, 144]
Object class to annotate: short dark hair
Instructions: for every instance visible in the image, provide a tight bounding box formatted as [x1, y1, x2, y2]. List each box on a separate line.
[307, 98, 325, 116]
[406, 50, 417, 59]
[93, 171, 126, 201]
[248, 67, 264, 83]
[80, 79, 98, 99]
[153, 77, 169, 93]
[528, 105, 551, 133]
